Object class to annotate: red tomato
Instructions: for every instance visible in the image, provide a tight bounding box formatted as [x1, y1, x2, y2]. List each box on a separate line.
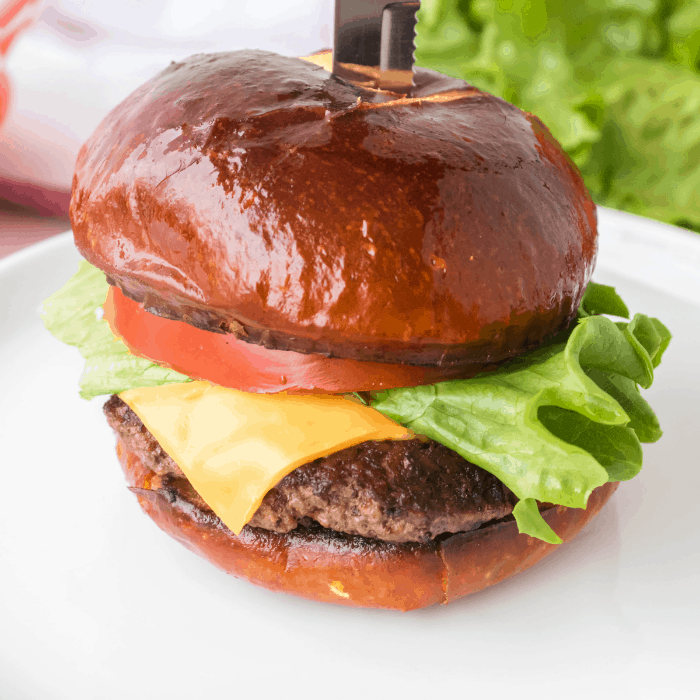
[104, 286, 475, 393]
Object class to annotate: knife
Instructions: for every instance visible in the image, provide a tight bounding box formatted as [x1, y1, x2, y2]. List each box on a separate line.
[333, 0, 420, 93]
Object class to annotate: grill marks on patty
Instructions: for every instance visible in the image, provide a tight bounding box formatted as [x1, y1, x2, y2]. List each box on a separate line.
[104, 395, 517, 543]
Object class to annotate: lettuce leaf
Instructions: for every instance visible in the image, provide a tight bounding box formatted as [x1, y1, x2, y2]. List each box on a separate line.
[371, 283, 671, 543]
[578, 281, 629, 319]
[41, 261, 191, 400]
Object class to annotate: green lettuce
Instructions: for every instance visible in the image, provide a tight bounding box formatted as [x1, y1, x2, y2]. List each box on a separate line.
[41, 261, 191, 400]
[371, 283, 671, 543]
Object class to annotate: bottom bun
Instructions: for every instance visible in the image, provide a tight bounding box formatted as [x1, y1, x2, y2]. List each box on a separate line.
[117, 438, 618, 611]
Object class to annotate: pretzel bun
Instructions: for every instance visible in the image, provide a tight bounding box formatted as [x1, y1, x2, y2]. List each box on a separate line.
[75, 50, 609, 609]
[71, 49, 597, 370]
[119, 439, 617, 611]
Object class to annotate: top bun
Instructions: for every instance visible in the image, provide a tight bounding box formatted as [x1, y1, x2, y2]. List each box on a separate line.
[71, 50, 597, 369]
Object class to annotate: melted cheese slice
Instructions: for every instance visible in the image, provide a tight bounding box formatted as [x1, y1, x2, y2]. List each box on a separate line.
[119, 382, 412, 534]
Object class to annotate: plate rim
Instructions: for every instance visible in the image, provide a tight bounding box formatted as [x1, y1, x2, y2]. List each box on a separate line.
[0, 229, 73, 276]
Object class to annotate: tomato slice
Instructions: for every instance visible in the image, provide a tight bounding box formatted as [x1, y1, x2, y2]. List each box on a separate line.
[104, 286, 477, 393]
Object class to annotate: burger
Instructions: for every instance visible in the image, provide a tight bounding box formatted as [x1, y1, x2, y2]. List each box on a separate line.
[42, 50, 670, 610]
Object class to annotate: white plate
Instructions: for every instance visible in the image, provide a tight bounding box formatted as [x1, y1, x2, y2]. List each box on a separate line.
[0, 208, 698, 699]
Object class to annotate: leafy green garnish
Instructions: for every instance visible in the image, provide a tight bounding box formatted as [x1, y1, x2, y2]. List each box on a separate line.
[415, 0, 700, 232]
[371, 282, 671, 543]
[41, 261, 191, 400]
[579, 281, 630, 319]
[512, 499, 562, 545]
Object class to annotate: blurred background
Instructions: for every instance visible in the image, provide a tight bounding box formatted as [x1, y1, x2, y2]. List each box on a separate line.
[1, 0, 699, 257]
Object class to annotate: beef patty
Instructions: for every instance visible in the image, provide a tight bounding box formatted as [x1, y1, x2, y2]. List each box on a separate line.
[104, 395, 517, 543]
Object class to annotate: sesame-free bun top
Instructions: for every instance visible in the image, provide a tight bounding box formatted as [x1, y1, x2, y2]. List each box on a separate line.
[71, 50, 597, 368]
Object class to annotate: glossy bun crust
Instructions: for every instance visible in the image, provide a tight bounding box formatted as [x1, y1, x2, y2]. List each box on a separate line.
[71, 50, 597, 368]
[118, 438, 617, 611]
